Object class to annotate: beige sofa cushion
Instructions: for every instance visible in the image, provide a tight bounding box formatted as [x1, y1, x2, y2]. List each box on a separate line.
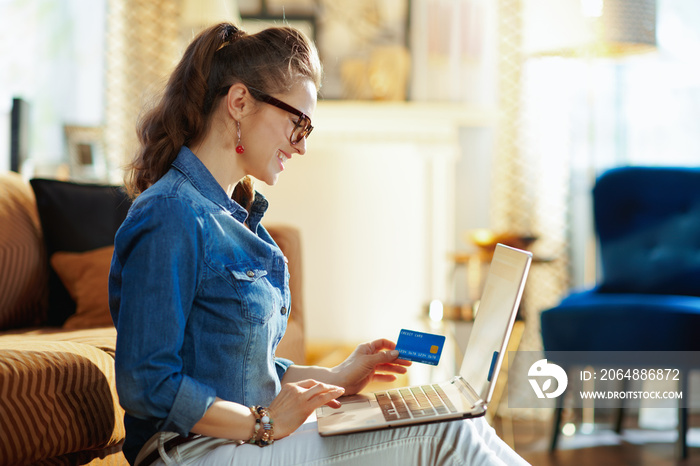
[266, 225, 306, 364]
[0, 326, 117, 357]
[0, 337, 124, 464]
[0, 171, 48, 330]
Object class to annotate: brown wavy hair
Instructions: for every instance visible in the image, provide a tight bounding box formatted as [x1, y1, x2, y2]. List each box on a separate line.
[126, 23, 322, 209]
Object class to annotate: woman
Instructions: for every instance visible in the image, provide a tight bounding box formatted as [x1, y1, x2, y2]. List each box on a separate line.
[109, 23, 530, 466]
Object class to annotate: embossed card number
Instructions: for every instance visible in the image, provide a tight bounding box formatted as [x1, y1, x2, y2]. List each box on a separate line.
[395, 329, 446, 366]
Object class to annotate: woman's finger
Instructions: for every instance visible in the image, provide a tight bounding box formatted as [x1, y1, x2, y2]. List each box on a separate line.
[309, 386, 345, 405]
[289, 379, 345, 403]
[302, 381, 345, 401]
[367, 338, 397, 353]
[372, 363, 410, 374]
[295, 379, 321, 389]
[325, 399, 342, 409]
[269, 382, 344, 438]
[370, 373, 399, 383]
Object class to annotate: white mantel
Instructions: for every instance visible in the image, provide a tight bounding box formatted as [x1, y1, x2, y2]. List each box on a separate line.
[257, 101, 496, 344]
[313, 101, 496, 142]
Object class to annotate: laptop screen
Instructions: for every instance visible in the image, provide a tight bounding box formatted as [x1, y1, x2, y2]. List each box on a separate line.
[458, 244, 532, 403]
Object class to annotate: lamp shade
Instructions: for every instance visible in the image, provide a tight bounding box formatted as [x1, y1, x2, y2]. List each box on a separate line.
[523, 0, 656, 57]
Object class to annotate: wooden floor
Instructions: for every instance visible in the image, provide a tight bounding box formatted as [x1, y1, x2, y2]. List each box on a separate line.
[498, 415, 700, 466]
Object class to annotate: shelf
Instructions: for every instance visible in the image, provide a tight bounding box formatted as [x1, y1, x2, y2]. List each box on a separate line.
[313, 100, 498, 144]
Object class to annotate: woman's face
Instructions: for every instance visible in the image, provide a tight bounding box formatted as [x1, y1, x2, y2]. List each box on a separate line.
[240, 79, 317, 185]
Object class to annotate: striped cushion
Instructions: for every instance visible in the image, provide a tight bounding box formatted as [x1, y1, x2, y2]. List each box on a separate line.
[0, 171, 48, 330]
[0, 326, 117, 357]
[0, 338, 125, 464]
[33, 443, 127, 465]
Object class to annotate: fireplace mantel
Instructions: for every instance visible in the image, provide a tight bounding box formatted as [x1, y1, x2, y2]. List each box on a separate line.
[258, 101, 496, 343]
[314, 101, 496, 143]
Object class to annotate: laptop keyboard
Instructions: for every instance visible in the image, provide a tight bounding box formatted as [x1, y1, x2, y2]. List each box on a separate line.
[375, 384, 458, 421]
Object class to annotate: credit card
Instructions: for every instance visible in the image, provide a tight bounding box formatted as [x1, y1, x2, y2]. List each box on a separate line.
[395, 329, 446, 366]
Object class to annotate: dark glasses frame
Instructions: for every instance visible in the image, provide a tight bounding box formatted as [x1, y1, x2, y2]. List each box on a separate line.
[217, 84, 313, 145]
[248, 87, 313, 145]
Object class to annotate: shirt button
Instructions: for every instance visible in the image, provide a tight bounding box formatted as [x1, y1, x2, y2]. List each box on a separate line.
[281, 306, 287, 315]
[246, 270, 255, 278]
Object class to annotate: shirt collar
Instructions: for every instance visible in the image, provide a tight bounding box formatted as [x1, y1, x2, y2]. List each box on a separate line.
[248, 191, 269, 232]
[172, 146, 268, 229]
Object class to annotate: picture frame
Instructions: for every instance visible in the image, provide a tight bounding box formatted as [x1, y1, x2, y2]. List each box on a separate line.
[316, 0, 411, 100]
[63, 125, 107, 181]
[238, 0, 412, 100]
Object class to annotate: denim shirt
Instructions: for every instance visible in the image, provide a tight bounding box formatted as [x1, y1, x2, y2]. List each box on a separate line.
[109, 147, 293, 464]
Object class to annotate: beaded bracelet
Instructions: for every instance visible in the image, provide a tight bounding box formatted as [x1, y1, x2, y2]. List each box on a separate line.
[247, 406, 261, 445]
[248, 406, 274, 447]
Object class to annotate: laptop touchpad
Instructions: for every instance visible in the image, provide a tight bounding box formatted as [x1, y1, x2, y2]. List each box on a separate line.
[339, 394, 373, 405]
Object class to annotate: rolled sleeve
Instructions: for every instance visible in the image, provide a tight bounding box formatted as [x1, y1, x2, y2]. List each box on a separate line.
[275, 357, 294, 381]
[162, 375, 217, 435]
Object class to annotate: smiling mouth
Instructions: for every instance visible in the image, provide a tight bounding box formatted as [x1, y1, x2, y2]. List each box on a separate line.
[277, 150, 290, 165]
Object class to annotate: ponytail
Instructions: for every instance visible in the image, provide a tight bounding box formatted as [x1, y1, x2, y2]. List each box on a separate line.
[126, 22, 322, 209]
[233, 175, 255, 212]
[128, 24, 243, 198]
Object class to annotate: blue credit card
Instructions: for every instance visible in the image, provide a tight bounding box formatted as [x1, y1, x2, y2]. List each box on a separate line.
[395, 329, 446, 366]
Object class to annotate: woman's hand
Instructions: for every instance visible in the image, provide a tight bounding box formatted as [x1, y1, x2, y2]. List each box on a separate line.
[268, 379, 345, 439]
[331, 339, 412, 396]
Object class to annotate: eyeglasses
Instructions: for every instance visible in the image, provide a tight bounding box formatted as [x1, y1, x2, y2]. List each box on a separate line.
[247, 87, 313, 145]
[217, 85, 314, 145]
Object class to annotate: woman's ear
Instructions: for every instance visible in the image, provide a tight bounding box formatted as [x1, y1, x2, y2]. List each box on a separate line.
[225, 82, 252, 120]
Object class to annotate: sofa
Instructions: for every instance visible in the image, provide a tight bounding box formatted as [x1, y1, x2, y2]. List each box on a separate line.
[0, 171, 307, 465]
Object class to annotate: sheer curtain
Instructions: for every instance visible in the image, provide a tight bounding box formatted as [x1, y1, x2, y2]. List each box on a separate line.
[521, 0, 700, 294]
[498, 0, 700, 417]
[105, 0, 179, 182]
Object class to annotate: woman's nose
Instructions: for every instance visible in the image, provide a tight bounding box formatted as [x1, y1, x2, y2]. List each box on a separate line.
[294, 136, 307, 155]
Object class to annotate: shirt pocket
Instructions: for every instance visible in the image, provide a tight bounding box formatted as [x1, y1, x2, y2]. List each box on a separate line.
[227, 263, 278, 324]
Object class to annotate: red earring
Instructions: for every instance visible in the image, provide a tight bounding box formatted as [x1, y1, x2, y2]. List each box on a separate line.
[236, 120, 245, 154]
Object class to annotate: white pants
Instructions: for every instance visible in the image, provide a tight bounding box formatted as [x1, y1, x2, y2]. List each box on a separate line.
[149, 417, 530, 466]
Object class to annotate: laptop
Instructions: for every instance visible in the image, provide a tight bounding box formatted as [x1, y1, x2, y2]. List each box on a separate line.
[316, 243, 532, 436]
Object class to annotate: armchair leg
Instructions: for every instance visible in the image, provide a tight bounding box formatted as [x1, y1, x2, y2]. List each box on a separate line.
[614, 406, 625, 434]
[614, 379, 628, 434]
[677, 370, 688, 459]
[550, 395, 564, 452]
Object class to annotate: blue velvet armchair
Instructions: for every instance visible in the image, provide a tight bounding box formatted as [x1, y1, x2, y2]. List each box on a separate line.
[540, 166, 700, 458]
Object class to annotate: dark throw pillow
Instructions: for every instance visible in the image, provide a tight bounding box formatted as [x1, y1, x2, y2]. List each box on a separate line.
[30, 178, 131, 326]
